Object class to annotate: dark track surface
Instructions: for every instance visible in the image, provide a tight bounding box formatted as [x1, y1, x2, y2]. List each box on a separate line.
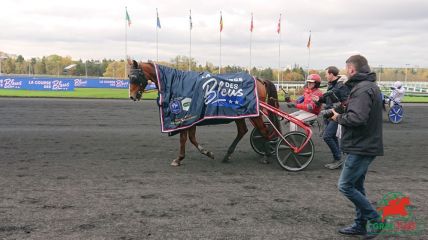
[1, 98, 427, 239]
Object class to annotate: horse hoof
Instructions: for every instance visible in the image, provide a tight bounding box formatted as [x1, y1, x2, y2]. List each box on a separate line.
[207, 152, 215, 159]
[222, 156, 231, 163]
[171, 160, 181, 166]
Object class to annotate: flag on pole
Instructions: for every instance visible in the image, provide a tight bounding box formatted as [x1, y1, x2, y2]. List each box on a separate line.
[277, 14, 281, 34]
[307, 31, 312, 48]
[189, 9, 193, 30]
[250, 13, 254, 32]
[156, 8, 161, 29]
[220, 12, 223, 32]
[126, 7, 131, 26]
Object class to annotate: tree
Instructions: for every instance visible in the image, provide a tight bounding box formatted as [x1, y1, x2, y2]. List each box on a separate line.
[260, 68, 273, 80]
[34, 57, 47, 75]
[2, 58, 15, 74]
[104, 61, 126, 78]
[170, 55, 197, 71]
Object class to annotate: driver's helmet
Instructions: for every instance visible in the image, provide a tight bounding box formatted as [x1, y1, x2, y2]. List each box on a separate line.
[393, 81, 402, 89]
[306, 74, 322, 88]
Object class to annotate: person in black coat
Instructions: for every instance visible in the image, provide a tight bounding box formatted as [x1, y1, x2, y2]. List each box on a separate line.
[330, 55, 384, 239]
[317, 66, 350, 169]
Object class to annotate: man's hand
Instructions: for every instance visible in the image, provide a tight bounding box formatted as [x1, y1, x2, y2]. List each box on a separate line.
[287, 102, 296, 108]
[331, 109, 339, 122]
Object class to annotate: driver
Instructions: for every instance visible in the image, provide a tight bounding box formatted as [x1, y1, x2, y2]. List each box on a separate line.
[286, 74, 323, 131]
[388, 81, 405, 107]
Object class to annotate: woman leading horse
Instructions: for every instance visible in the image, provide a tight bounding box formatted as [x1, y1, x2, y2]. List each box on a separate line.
[127, 59, 279, 166]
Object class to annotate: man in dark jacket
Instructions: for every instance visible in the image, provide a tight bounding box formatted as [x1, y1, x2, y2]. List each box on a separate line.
[320, 66, 350, 169]
[331, 55, 384, 239]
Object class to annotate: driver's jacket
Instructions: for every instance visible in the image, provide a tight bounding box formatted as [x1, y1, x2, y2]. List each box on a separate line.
[296, 87, 323, 115]
[389, 87, 405, 103]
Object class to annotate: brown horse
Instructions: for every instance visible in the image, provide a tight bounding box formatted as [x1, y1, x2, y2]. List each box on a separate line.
[127, 59, 279, 166]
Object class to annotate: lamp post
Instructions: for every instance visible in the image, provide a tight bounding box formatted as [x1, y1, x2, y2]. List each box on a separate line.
[94, 60, 101, 77]
[378, 64, 383, 82]
[85, 60, 88, 78]
[404, 63, 410, 84]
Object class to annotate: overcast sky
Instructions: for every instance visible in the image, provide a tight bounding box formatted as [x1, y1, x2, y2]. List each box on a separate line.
[1, 0, 428, 69]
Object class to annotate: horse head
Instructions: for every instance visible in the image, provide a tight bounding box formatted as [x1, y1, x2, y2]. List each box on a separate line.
[127, 59, 157, 101]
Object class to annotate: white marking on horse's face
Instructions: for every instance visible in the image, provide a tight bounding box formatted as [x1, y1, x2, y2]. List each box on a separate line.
[129, 83, 141, 101]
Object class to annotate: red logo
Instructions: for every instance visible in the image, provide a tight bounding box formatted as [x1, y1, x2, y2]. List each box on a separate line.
[377, 196, 410, 221]
[370, 192, 423, 235]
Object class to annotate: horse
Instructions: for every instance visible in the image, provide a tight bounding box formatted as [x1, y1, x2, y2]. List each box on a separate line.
[127, 59, 280, 166]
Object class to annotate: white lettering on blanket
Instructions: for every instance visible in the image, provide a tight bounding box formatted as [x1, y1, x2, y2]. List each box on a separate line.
[202, 78, 244, 105]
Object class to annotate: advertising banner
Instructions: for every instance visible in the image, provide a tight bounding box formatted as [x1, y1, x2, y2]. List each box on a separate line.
[0, 77, 74, 91]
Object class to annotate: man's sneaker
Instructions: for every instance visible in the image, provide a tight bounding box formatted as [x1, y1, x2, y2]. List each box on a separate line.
[364, 218, 386, 239]
[325, 159, 344, 170]
[338, 223, 367, 236]
[324, 159, 336, 168]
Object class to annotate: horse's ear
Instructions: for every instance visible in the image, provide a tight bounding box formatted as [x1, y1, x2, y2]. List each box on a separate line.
[132, 60, 139, 68]
[127, 58, 133, 65]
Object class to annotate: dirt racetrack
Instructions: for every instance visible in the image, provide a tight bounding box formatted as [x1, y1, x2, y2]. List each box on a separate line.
[1, 97, 427, 240]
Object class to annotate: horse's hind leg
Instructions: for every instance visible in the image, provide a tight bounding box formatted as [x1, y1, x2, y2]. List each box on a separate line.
[252, 117, 273, 164]
[222, 119, 248, 163]
[188, 126, 214, 159]
[171, 130, 187, 166]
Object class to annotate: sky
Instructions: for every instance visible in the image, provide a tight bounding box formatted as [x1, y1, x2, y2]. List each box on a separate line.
[1, 0, 428, 70]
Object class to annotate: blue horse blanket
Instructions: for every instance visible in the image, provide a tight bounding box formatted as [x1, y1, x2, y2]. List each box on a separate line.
[154, 64, 259, 133]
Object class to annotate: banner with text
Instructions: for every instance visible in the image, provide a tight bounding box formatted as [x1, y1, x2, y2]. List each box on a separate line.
[0, 77, 74, 91]
[0, 76, 159, 91]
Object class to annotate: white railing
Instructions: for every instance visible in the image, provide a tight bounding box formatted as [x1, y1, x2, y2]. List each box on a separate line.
[278, 81, 428, 96]
[378, 81, 428, 94]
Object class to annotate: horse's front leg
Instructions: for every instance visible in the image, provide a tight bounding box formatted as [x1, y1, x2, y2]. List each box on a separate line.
[171, 130, 187, 166]
[188, 126, 214, 159]
[222, 119, 248, 163]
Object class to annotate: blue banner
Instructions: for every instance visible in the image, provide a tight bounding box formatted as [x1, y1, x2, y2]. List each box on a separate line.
[74, 78, 157, 90]
[0, 76, 157, 91]
[74, 78, 129, 88]
[0, 77, 74, 91]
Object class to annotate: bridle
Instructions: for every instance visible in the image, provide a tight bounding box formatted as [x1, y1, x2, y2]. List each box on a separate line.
[128, 63, 150, 100]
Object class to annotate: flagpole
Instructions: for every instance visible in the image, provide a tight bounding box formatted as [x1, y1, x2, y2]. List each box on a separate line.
[278, 13, 282, 89]
[307, 30, 311, 78]
[189, 9, 192, 71]
[219, 11, 222, 74]
[307, 48, 311, 78]
[125, 6, 128, 79]
[156, 8, 159, 62]
[219, 31, 222, 74]
[249, 12, 253, 74]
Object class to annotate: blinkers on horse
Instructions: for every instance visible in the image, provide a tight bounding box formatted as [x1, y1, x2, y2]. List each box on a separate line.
[128, 63, 149, 101]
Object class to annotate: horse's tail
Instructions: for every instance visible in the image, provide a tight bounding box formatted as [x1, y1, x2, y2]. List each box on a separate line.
[262, 78, 281, 132]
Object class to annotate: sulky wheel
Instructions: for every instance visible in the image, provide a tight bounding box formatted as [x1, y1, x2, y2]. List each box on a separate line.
[276, 131, 314, 171]
[388, 104, 404, 124]
[250, 122, 278, 156]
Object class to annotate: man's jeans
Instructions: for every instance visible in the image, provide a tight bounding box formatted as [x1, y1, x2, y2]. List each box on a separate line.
[338, 154, 379, 227]
[323, 120, 341, 161]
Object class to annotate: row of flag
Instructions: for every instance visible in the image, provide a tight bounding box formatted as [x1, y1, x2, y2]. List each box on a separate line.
[125, 8, 312, 48]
